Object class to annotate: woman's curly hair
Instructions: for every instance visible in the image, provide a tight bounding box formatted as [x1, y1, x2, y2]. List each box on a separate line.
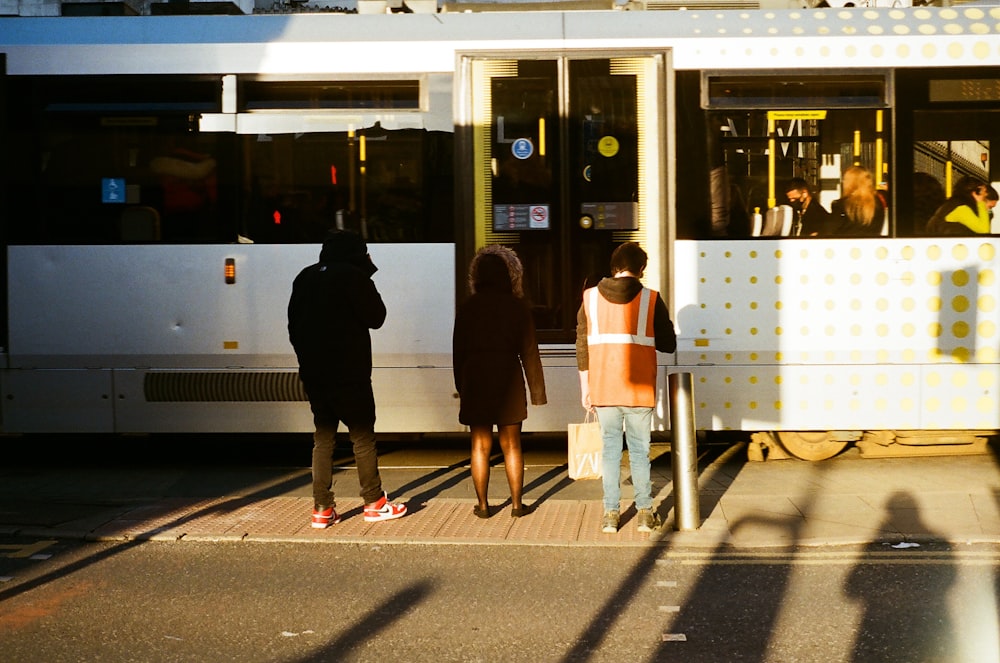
[467, 244, 524, 298]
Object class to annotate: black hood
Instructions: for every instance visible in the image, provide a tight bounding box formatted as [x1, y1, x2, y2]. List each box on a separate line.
[319, 230, 377, 276]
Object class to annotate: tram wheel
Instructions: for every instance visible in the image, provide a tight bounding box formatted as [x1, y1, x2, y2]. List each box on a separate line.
[775, 431, 849, 461]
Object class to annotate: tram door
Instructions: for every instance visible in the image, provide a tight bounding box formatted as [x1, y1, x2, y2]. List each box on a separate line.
[459, 54, 669, 343]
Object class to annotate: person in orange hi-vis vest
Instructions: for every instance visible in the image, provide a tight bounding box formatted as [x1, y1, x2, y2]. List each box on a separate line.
[575, 242, 677, 535]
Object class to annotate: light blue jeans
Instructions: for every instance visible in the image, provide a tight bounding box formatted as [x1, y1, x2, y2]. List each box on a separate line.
[595, 406, 654, 513]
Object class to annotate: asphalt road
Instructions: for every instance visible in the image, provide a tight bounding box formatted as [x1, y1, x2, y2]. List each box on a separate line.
[2, 536, 998, 663]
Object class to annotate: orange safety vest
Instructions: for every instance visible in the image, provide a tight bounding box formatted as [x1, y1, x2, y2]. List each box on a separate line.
[584, 285, 658, 407]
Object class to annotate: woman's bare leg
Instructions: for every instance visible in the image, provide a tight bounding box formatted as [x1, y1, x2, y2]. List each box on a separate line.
[498, 423, 524, 510]
[470, 425, 493, 511]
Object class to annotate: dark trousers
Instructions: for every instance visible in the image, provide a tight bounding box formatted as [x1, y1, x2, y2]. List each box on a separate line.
[306, 382, 383, 507]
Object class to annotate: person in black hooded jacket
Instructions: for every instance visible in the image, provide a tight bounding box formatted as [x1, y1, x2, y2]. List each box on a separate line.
[288, 230, 406, 528]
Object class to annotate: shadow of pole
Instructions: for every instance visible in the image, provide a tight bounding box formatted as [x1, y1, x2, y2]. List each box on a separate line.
[0, 445, 507, 603]
[292, 580, 434, 663]
[384, 458, 474, 513]
[558, 543, 671, 662]
[523, 464, 577, 507]
[646, 460, 826, 662]
[0, 469, 315, 603]
[556, 439, 746, 662]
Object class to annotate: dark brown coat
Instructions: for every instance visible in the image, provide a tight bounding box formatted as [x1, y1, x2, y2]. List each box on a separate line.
[452, 248, 546, 426]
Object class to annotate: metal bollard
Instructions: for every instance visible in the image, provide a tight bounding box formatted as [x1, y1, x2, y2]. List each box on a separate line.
[668, 372, 700, 531]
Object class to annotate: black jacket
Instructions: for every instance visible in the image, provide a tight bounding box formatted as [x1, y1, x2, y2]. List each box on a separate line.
[288, 232, 386, 388]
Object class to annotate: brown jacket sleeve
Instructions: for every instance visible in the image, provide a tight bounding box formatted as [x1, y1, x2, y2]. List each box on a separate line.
[520, 304, 547, 405]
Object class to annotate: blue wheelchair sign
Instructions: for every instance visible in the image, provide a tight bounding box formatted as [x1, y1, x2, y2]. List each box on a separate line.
[511, 138, 533, 160]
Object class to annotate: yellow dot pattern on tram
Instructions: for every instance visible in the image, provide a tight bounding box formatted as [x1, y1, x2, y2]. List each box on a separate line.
[672, 239, 1000, 431]
[673, 7, 1000, 70]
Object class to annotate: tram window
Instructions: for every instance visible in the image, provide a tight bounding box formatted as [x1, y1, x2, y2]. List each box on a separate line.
[928, 79, 1000, 104]
[678, 71, 892, 239]
[704, 74, 887, 109]
[5, 75, 229, 244]
[242, 127, 453, 244]
[4, 75, 453, 245]
[684, 108, 891, 239]
[39, 75, 219, 113]
[896, 68, 1000, 237]
[240, 80, 420, 111]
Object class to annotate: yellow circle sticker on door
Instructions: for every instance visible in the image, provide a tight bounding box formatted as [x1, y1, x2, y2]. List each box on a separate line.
[597, 136, 619, 157]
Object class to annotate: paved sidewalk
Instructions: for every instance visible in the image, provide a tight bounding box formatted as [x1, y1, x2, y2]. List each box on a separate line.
[1, 438, 999, 549]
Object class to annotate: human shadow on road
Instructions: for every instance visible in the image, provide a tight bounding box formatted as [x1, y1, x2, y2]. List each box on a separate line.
[645, 458, 828, 663]
[557, 438, 752, 662]
[293, 580, 433, 663]
[652, 439, 745, 534]
[376, 457, 473, 514]
[843, 491, 956, 663]
[522, 464, 577, 508]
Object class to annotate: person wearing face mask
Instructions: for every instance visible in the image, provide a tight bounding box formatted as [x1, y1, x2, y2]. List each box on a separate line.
[783, 177, 832, 236]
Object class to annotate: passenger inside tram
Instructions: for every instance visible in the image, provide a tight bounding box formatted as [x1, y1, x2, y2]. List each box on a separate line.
[925, 175, 992, 236]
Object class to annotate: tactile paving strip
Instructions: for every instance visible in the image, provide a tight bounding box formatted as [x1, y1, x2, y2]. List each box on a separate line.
[575, 502, 656, 544]
[506, 501, 586, 543]
[241, 497, 317, 540]
[433, 499, 515, 541]
[90, 495, 670, 545]
[90, 498, 223, 541]
[180, 496, 280, 541]
[363, 501, 456, 540]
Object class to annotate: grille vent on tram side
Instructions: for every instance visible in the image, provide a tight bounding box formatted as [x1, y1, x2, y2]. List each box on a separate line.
[144, 372, 308, 402]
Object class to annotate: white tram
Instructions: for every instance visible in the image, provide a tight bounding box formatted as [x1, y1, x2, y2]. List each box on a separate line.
[1, 8, 998, 459]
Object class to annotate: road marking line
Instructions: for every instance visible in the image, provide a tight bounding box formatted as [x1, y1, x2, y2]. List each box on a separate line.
[657, 551, 1000, 566]
[661, 633, 687, 642]
[1, 540, 57, 559]
[658, 605, 681, 613]
[656, 580, 678, 587]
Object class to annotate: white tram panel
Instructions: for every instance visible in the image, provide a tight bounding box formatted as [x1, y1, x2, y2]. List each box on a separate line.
[4, 244, 457, 433]
[674, 239, 1000, 432]
[7, 244, 453, 366]
[6, 10, 1000, 78]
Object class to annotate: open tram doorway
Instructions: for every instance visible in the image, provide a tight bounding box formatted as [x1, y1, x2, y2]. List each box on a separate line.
[457, 53, 671, 344]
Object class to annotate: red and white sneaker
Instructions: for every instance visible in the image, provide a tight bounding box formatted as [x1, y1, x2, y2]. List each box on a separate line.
[363, 493, 407, 522]
[311, 505, 340, 529]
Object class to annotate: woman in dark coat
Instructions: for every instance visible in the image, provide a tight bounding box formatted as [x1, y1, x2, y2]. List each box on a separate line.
[453, 245, 547, 519]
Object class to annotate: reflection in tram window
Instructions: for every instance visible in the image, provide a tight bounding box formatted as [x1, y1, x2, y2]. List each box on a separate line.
[7, 75, 453, 246]
[475, 57, 656, 342]
[678, 72, 893, 240]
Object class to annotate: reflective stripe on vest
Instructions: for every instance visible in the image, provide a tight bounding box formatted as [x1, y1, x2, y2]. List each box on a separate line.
[587, 287, 654, 348]
[584, 285, 658, 407]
